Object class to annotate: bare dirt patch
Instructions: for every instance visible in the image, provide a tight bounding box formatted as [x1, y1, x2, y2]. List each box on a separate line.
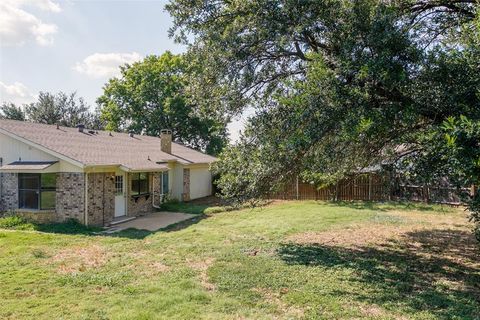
[52, 245, 109, 274]
[187, 257, 216, 291]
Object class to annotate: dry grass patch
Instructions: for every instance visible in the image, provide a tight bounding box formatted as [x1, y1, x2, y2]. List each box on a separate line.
[187, 257, 216, 291]
[121, 250, 170, 276]
[52, 244, 109, 274]
[252, 287, 305, 319]
[288, 209, 471, 248]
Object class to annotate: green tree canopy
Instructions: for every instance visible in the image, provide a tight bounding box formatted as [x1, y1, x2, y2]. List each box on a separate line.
[167, 0, 480, 238]
[26, 91, 102, 128]
[97, 52, 228, 155]
[168, 0, 478, 188]
[0, 102, 25, 121]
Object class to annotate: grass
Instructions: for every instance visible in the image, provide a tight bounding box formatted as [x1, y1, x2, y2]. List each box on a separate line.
[0, 201, 478, 319]
[160, 197, 237, 215]
[0, 217, 102, 234]
[160, 201, 214, 214]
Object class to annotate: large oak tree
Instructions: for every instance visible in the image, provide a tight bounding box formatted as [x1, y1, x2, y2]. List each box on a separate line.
[167, 0, 480, 238]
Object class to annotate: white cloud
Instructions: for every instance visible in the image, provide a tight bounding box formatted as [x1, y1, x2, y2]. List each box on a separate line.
[73, 52, 143, 78]
[0, 0, 61, 47]
[0, 81, 35, 104]
[34, 0, 62, 13]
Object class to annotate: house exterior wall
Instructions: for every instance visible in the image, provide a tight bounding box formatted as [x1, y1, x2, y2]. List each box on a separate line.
[0, 133, 82, 172]
[86, 172, 115, 226]
[182, 168, 190, 201]
[0, 172, 87, 224]
[0, 172, 18, 212]
[56, 173, 85, 222]
[171, 163, 184, 201]
[189, 167, 213, 199]
[168, 163, 213, 201]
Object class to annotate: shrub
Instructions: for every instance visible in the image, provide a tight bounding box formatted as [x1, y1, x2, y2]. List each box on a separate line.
[203, 206, 225, 214]
[0, 216, 34, 230]
[36, 219, 101, 234]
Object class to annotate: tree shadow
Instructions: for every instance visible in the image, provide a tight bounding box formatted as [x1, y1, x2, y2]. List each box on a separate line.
[104, 214, 209, 239]
[277, 229, 480, 319]
[17, 215, 209, 240]
[323, 200, 452, 212]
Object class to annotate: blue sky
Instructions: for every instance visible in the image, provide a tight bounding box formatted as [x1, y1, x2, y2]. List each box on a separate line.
[0, 0, 245, 141]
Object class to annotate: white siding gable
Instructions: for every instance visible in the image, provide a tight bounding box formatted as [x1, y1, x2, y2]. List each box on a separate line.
[0, 132, 82, 172]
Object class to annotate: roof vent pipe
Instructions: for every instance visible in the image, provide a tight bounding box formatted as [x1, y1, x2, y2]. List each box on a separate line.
[129, 131, 134, 138]
[160, 129, 172, 154]
[77, 124, 85, 133]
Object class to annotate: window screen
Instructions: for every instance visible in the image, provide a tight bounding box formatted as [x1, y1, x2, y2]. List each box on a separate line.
[18, 173, 56, 210]
[131, 173, 149, 196]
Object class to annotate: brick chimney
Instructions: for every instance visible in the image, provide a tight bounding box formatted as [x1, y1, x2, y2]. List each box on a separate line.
[160, 129, 172, 154]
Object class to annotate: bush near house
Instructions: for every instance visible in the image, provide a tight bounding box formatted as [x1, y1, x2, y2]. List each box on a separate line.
[0, 216, 101, 234]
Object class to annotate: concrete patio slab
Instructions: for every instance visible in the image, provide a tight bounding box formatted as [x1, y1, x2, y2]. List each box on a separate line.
[108, 211, 197, 232]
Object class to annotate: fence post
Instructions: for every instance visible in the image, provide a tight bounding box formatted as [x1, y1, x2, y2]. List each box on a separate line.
[368, 175, 372, 201]
[423, 185, 430, 203]
[296, 176, 299, 200]
[471, 185, 477, 198]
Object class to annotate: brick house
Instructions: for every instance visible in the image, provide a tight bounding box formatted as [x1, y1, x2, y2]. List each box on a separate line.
[0, 119, 217, 226]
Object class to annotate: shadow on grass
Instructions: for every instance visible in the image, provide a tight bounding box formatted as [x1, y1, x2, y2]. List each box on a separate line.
[38, 221, 106, 234]
[0, 214, 209, 239]
[107, 214, 209, 239]
[278, 229, 480, 319]
[323, 200, 455, 212]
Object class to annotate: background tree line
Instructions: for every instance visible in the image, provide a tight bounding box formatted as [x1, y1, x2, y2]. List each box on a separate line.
[0, 91, 103, 129]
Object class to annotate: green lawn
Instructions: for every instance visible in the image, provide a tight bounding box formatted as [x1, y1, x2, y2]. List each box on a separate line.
[0, 201, 478, 319]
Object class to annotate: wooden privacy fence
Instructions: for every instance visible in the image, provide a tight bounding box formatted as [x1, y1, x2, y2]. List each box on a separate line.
[269, 174, 472, 204]
[269, 174, 389, 201]
[393, 185, 471, 205]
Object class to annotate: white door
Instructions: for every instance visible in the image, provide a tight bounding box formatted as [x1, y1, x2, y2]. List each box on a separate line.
[114, 174, 126, 217]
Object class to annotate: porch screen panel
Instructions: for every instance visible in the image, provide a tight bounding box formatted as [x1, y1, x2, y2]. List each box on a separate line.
[162, 171, 169, 194]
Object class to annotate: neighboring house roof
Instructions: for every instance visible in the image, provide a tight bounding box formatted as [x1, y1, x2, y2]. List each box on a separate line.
[0, 119, 217, 171]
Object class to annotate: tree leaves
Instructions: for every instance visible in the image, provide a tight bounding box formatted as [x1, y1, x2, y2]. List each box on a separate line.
[97, 52, 228, 155]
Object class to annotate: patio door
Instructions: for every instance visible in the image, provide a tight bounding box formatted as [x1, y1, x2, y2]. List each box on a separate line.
[114, 174, 126, 217]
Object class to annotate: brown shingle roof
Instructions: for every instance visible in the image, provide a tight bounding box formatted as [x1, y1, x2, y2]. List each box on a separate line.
[0, 119, 217, 171]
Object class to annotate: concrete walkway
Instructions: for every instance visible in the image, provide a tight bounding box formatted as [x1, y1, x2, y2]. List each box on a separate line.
[108, 211, 197, 232]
